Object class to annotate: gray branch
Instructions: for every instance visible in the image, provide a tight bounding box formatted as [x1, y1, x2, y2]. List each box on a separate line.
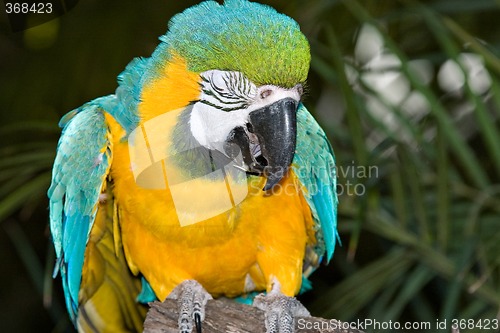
[144, 298, 365, 333]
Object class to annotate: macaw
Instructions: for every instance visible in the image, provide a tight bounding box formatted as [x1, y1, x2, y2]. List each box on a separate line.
[48, 0, 338, 332]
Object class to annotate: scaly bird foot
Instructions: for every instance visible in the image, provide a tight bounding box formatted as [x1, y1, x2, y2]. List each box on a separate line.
[253, 281, 310, 333]
[167, 280, 213, 333]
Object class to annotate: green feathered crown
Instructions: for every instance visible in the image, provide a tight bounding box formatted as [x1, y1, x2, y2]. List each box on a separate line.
[151, 0, 310, 88]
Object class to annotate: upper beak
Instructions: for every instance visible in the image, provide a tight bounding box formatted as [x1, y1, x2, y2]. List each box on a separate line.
[248, 98, 298, 191]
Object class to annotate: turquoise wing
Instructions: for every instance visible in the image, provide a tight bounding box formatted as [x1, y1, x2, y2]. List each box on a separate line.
[293, 104, 339, 268]
[47, 98, 113, 321]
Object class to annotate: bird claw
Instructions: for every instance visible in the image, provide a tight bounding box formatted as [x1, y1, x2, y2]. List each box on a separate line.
[253, 285, 310, 333]
[167, 280, 213, 333]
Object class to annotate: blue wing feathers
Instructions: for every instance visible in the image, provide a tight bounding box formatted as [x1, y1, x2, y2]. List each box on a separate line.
[66, 215, 90, 308]
[48, 99, 113, 321]
[293, 104, 338, 268]
[312, 182, 338, 262]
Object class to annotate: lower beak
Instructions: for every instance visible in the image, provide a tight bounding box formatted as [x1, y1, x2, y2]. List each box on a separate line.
[248, 98, 298, 191]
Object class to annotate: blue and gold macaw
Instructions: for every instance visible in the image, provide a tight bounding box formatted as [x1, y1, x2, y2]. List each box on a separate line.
[48, 1, 338, 332]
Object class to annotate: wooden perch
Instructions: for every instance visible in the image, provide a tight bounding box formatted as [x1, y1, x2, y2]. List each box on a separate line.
[144, 298, 365, 333]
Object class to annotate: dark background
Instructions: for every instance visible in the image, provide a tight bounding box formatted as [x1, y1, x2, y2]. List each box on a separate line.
[1, 1, 499, 332]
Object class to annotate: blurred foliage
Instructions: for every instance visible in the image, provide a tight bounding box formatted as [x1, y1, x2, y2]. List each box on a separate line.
[1, 0, 499, 332]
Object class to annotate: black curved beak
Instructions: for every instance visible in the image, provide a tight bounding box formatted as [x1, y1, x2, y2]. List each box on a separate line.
[249, 98, 298, 191]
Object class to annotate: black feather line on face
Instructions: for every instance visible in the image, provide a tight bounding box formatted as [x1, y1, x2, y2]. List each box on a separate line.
[199, 71, 253, 112]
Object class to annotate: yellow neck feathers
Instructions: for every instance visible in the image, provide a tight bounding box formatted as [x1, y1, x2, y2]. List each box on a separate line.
[139, 54, 201, 123]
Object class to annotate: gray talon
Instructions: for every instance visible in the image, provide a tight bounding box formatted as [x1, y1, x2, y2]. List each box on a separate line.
[194, 313, 202, 333]
[168, 280, 213, 333]
[253, 281, 310, 333]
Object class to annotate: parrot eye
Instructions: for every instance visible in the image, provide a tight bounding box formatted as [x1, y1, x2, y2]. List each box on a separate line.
[260, 89, 273, 99]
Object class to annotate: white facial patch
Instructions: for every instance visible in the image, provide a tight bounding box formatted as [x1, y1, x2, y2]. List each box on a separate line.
[190, 70, 302, 150]
[190, 103, 251, 150]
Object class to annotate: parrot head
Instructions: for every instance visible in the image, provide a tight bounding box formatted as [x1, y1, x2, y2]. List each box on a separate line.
[138, 0, 310, 191]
